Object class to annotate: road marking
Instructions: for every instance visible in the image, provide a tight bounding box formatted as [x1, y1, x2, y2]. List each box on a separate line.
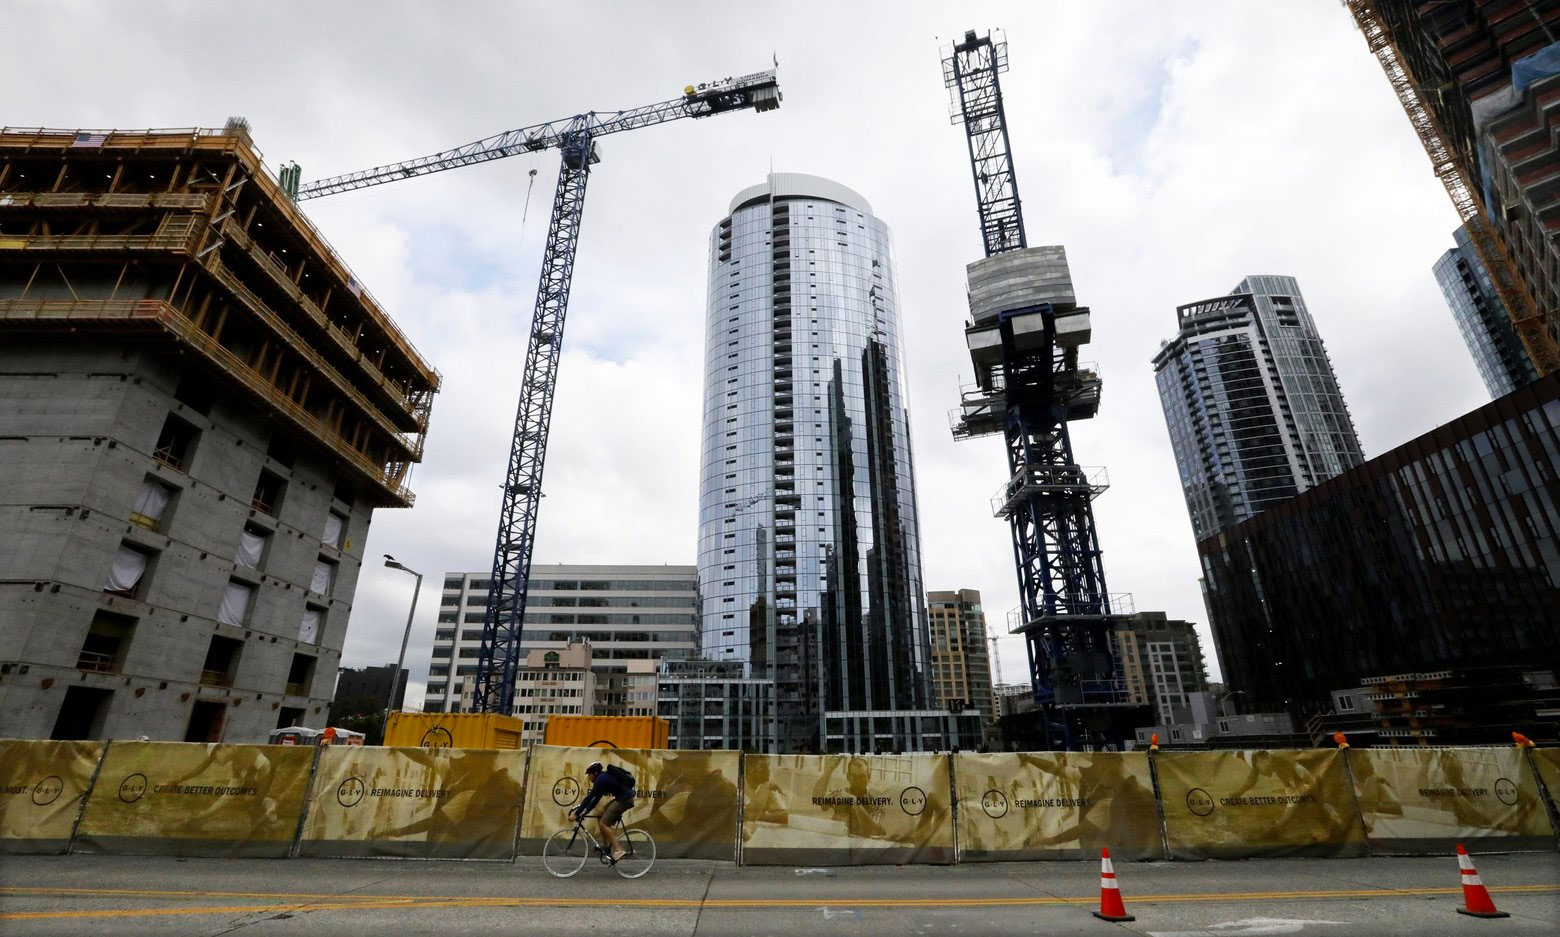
[818, 906, 861, 919]
[1149, 918, 1349, 937]
[1, 884, 1556, 921]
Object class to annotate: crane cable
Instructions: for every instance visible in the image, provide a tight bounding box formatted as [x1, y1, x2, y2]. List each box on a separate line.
[517, 165, 540, 252]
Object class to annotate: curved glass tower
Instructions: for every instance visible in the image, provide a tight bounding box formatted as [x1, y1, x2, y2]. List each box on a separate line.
[697, 173, 932, 751]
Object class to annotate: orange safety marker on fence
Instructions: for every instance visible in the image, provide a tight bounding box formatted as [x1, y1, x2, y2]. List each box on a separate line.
[1512, 731, 1535, 749]
[1455, 843, 1510, 919]
[1332, 731, 1349, 749]
[1092, 846, 1135, 922]
[1149, 733, 1159, 752]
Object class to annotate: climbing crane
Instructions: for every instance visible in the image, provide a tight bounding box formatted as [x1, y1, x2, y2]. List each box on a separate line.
[942, 31, 1139, 750]
[298, 70, 781, 715]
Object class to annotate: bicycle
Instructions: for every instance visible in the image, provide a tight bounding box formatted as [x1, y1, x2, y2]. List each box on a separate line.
[542, 812, 656, 879]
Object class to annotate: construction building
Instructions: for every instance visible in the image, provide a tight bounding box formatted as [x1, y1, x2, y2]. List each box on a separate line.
[1152, 276, 1365, 542]
[427, 564, 697, 715]
[1322, 667, 1560, 746]
[0, 124, 438, 742]
[1347, 1, 1560, 374]
[1435, 224, 1541, 397]
[1200, 372, 1560, 727]
[927, 589, 995, 729]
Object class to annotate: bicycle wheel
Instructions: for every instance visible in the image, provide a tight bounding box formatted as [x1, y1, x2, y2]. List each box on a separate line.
[614, 828, 655, 879]
[542, 828, 590, 878]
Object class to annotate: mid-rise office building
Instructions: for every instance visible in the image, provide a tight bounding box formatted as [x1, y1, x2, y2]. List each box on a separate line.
[927, 589, 994, 726]
[455, 643, 598, 745]
[1434, 225, 1539, 398]
[696, 173, 940, 752]
[657, 658, 775, 752]
[1200, 372, 1560, 723]
[1152, 275, 1364, 541]
[1350, 1, 1560, 368]
[0, 125, 438, 742]
[425, 564, 697, 714]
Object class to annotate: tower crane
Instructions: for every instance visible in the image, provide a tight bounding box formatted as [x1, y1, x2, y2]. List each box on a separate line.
[298, 70, 781, 715]
[942, 31, 1139, 750]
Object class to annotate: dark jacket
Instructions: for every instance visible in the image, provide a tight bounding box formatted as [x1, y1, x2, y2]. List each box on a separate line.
[576, 769, 634, 816]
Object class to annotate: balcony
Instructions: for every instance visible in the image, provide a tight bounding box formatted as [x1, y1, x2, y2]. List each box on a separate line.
[200, 669, 233, 688]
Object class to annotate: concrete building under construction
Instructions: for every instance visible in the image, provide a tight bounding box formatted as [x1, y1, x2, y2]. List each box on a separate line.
[1348, 0, 1560, 373]
[0, 124, 439, 742]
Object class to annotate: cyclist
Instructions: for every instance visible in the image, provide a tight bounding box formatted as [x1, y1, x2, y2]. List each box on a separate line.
[569, 761, 635, 862]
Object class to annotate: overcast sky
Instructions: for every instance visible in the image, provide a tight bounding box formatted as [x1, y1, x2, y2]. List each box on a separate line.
[15, 2, 1488, 701]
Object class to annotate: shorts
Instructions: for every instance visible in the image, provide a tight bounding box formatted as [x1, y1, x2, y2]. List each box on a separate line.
[601, 797, 631, 826]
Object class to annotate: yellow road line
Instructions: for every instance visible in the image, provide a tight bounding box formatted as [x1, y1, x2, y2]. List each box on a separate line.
[2, 883, 1557, 920]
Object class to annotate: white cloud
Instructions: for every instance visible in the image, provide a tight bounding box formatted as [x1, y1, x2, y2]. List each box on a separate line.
[11, 1, 1491, 693]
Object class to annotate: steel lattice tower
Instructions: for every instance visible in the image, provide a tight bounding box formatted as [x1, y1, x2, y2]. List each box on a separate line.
[943, 30, 1139, 749]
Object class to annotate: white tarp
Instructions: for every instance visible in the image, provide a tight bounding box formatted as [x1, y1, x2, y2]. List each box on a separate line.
[131, 480, 170, 525]
[103, 544, 148, 592]
[299, 608, 321, 644]
[236, 530, 265, 568]
[218, 581, 253, 626]
[310, 560, 333, 596]
[322, 513, 344, 548]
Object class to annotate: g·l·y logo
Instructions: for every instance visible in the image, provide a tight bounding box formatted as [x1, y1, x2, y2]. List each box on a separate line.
[552, 776, 581, 807]
[1186, 787, 1215, 817]
[981, 789, 1008, 819]
[31, 775, 64, 806]
[336, 776, 366, 808]
[1493, 777, 1519, 806]
[118, 773, 147, 803]
[899, 786, 927, 817]
[420, 727, 454, 749]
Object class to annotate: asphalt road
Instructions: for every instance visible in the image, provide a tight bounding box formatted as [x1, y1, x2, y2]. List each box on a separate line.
[1, 852, 1556, 936]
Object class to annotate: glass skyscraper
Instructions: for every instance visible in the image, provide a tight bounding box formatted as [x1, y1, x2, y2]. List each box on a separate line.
[1152, 275, 1365, 541]
[696, 173, 933, 752]
[1433, 224, 1539, 400]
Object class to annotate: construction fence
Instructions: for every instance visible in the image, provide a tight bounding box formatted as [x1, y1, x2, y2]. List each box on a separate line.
[1, 740, 1557, 863]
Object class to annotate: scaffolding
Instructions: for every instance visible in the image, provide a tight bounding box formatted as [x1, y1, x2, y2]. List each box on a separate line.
[0, 126, 440, 506]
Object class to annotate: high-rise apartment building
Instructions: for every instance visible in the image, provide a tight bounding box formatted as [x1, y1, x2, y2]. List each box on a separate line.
[425, 564, 696, 714]
[927, 589, 994, 726]
[696, 173, 943, 753]
[1110, 613, 1209, 726]
[1434, 224, 1540, 397]
[1152, 276, 1365, 541]
[0, 126, 438, 742]
[1348, 1, 1560, 371]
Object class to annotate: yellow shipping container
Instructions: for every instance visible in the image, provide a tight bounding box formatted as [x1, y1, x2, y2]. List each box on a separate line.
[383, 712, 524, 750]
[543, 714, 669, 750]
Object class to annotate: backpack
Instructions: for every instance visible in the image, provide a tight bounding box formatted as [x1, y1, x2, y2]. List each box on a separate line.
[604, 763, 635, 789]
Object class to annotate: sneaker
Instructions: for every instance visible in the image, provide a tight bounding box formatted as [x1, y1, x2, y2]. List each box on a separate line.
[611, 849, 628, 862]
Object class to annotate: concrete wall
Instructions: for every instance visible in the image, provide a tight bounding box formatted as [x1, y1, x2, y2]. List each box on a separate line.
[0, 339, 374, 742]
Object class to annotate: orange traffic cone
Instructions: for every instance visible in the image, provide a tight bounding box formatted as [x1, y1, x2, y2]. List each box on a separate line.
[1455, 844, 1509, 919]
[1092, 846, 1135, 922]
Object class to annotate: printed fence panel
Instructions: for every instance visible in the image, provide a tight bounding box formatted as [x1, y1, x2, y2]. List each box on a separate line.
[519, 746, 739, 860]
[740, 753, 954, 865]
[0, 739, 104, 854]
[1156, 749, 1368, 859]
[953, 751, 1163, 861]
[297, 746, 525, 859]
[74, 741, 313, 857]
[1349, 747, 1553, 854]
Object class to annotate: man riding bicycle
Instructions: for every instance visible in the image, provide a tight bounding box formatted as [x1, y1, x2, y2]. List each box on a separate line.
[569, 761, 635, 862]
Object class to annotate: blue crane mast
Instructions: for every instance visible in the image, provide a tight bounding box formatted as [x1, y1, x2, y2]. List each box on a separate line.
[298, 71, 780, 715]
[942, 30, 1137, 750]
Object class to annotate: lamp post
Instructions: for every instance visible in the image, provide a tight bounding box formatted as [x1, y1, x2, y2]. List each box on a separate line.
[383, 555, 422, 738]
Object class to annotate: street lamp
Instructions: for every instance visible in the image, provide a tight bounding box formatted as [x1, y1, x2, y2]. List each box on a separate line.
[383, 554, 423, 736]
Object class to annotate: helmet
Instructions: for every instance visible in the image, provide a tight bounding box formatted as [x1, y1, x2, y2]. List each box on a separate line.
[585, 761, 603, 774]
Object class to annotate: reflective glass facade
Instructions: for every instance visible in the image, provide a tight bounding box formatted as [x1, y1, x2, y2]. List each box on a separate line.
[1200, 374, 1560, 720]
[697, 173, 932, 751]
[1152, 275, 1364, 541]
[1433, 224, 1538, 399]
